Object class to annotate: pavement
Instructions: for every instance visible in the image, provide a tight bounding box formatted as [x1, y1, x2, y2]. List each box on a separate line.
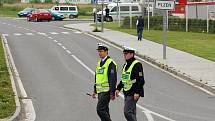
[64, 22, 215, 93]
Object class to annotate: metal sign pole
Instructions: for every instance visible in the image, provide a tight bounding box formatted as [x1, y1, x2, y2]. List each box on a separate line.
[163, 10, 167, 59]
[101, 0, 104, 32]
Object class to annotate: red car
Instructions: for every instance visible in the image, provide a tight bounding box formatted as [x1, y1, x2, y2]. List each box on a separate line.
[27, 9, 52, 22]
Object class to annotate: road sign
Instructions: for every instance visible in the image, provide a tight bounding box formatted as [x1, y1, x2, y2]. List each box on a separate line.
[155, 0, 175, 10]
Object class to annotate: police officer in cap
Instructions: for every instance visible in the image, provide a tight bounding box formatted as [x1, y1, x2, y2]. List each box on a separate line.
[115, 46, 145, 121]
[92, 43, 117, 121]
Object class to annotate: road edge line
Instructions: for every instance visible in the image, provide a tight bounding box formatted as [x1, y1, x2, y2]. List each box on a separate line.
[1, 34, 21, 121]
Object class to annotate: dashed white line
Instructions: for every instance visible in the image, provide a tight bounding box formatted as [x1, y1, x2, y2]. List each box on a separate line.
[66, 50, 71, 54]
[14, 33, 22, 36]
[71, 55, 95, 74]
[62, 46, 67, 50]
[50, 32, 59, 35]
[2, 34, 9, 36]
[53, 40, 58, 43]
[57, 43, 62, 46]
[26, 33, 34, 36]
[61, 32, 69, 34]
[74, 31, 82, 34]
[37, 32, 46, 35]
[48, 37, 53, 39]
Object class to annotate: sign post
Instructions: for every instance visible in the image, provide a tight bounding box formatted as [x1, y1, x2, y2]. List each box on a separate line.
[155, 0, 175, 59]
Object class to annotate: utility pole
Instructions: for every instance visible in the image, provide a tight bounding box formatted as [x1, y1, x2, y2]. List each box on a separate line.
[101, 0, 104, 32]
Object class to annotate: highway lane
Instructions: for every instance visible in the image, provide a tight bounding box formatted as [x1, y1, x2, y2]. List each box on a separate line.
[0, 17, 215, 121]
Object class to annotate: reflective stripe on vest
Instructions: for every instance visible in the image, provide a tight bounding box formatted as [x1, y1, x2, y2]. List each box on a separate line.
[121, 60, 139, 91]
[95, 58, 117, 93]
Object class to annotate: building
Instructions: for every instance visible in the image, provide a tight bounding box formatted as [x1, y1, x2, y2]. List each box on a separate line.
[21, 0, 142, 4]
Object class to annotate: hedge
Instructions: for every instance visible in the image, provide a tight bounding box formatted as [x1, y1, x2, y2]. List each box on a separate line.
[122, 16, 215, 33]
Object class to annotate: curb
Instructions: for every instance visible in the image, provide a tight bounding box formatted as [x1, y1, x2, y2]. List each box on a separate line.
[1, 35, 21, 121]
[63, 25, 215, 95]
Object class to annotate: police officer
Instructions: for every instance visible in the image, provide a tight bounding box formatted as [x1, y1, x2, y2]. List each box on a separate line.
[92, 43, 117, 121]
[115, 46, 145, 121]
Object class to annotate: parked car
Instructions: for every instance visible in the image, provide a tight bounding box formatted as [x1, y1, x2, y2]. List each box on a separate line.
[18, 8, 35, 17]
[47, 10, 65, 21]
[97, 3, 142, 22]
[27, 9, 52, 22]
[50, 5, 78, 19]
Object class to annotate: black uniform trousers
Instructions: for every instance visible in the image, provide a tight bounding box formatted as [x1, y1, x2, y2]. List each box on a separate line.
[97, 92, 111, 121]
[124, 96, 137, 121]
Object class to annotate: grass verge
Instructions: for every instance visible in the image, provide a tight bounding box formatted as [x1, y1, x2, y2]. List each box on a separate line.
[0, 35, 16, 119]
[99, 22, 215, 62]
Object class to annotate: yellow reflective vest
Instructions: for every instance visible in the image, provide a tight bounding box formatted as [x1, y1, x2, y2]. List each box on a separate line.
[95, 58, 117, 93]
[121, 60, 140, 91]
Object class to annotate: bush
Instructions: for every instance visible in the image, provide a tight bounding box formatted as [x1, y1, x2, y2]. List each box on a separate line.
[30, 0, 41, 3]
[45, 0, 53, 3]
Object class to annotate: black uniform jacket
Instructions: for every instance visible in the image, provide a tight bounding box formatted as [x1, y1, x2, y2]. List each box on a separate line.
[117, 57, 145, 97]
[94, 56, 117, 95]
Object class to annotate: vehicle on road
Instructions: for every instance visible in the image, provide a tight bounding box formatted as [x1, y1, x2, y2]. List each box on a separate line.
[50, 5, 78, 19]
[18, 8, 35, 17]
[97, 3, 142, 22]
[47, 10, 65, 21]
[27, 9, 52, 22]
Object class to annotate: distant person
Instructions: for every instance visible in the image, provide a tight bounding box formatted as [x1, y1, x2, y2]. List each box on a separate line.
[105, 6, 110, 19]
[136, 16, 144, 41]
[93, 8, 96, 22]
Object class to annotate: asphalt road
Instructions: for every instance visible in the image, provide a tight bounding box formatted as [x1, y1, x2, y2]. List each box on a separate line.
[0, 17, 215, 121]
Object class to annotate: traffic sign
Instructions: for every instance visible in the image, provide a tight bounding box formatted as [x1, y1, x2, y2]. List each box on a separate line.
[155, 0, 175, 10]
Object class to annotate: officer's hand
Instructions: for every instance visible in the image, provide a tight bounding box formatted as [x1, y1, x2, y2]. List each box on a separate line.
[134, 93, 140, 101]
[115, 90, 120, 97]
[110, 93, 115, 100]
[92, 92, 96, 99]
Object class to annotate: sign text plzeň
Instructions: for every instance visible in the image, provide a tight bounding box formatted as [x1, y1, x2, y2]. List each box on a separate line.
[155, 0, 175, 10]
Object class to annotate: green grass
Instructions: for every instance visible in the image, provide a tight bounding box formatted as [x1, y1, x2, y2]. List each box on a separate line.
[78, 15, 93, 19]
[0, 36, 16, 119]
[0, 6, 23, 17]
[102, 22, 215, 62]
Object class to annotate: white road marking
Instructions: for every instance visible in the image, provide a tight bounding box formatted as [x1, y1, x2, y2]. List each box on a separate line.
[66, 50, 71, 54]
[48, 37, 53, 39]
[74, 31, 82, 34]
[37, 32, 46, 35]
[14, 33, 22, 36]
[53, 40, 58, 43]
[58, 27, 72, 31]
[26, 33, 34, 36]
[85, 33, 215, 96]
[143, 111, 154, 121]
[23, 99, 36, 121]
[61, 32, 69, 34]
[2, 34, 9, 36]
[18, 26, 23, 29]
[50, 32, 59, 35]
[2, 35, 36, 121]
[71, 55, 95, 74]
[57, 43, 62, 46]
[62, 46, 67, 50]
